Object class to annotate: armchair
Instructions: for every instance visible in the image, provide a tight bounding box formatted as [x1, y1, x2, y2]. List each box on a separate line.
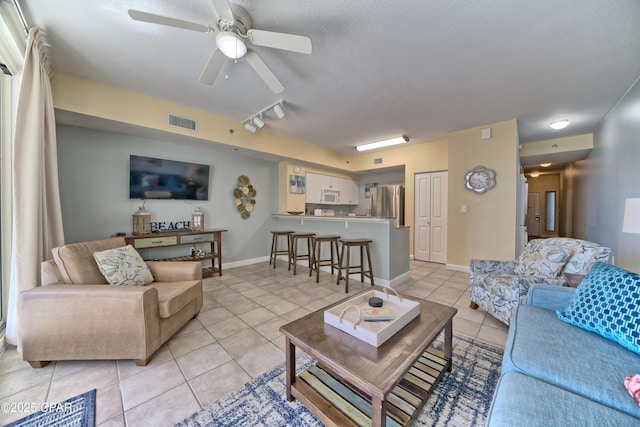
[469, 238, 610, 325]
[19, 237, 203, 367]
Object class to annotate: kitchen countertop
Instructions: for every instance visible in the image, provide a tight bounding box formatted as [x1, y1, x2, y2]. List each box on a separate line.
[273, 214, 408, 226]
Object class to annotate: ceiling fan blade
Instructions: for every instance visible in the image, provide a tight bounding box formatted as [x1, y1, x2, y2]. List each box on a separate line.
[244, 50, 284, 94]
[212, 0, 235, 24]
[198, 49, 226, 85]
[247, 29, 312, 54]
[128, 9, 212, 33]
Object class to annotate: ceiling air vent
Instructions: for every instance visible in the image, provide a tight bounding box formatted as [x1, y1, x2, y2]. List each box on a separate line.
[373, 158, 383, 165]
[168, 113, 197, 132]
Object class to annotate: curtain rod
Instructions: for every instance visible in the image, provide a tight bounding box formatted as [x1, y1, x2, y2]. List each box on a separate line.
[10, 0, 29, 35]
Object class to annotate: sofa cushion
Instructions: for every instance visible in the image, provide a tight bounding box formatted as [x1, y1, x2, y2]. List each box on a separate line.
[149, 281, 201, 318]
[93, 245, 154, 286]
[557, 262, 640, 354]
[487, 372, 640, 427]
[513, 240, 571, 277]
[503, 304, 640, 419]
[52, 237, 127, 284]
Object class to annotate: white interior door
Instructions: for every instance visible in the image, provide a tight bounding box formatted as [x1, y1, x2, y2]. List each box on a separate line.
[414, 171, 448, 263]
[414, 173, 431, 261]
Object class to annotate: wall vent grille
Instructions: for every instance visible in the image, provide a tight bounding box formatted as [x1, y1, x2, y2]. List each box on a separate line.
[168, 113, 197, 132]
[373, 158, 383, 165]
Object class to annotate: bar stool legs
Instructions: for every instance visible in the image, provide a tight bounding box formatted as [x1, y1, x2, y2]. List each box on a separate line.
[337, 238, 374, 293]
[270, 231, 294, 269]
[310, 235, 340, 283]
[289, 232, 315, 275]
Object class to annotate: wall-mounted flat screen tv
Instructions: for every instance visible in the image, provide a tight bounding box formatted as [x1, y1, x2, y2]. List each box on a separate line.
[129, 155, 210, 200]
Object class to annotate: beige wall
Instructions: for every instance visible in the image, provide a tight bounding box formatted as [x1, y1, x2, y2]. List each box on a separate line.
[51, 72, 352, 170]
[447, 120, 519, 268]
[349, 138, 449, 256]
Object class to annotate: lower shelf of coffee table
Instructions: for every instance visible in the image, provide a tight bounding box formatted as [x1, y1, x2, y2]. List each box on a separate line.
[292, 347, 450, 427]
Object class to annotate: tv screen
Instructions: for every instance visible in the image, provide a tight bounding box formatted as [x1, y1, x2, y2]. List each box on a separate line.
[129, 155, 210, 200]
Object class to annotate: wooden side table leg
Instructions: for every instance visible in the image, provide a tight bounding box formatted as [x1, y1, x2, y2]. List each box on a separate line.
[371, 393, 386, 427]
[444, 318, 453, 372]
[285, 337, 296, 401]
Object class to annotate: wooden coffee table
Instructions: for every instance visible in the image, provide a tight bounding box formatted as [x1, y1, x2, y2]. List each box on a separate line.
[280, 288, 457, 427]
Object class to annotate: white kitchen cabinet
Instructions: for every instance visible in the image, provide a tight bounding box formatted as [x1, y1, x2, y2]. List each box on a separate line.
[305, 172, 329, 203]
[305, 172, 360, 205]
[337, 177, 360, 205]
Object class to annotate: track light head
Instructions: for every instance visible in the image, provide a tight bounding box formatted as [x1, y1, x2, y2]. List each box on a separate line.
[273, 103, 285, 119]
[253, 115, 265, 129]
[244, 121, 257, 133]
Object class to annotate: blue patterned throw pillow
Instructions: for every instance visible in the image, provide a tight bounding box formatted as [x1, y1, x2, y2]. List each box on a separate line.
[93, 245, 154, 286]
[557, 261, 640, 354]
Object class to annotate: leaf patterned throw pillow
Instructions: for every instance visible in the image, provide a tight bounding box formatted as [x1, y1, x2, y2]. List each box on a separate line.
[93, 245, 154, 286]
[514, 243, 571, 277]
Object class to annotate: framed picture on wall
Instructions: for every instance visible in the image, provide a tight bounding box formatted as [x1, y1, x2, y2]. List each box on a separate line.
[364, 182, 377, 198]
[290, 175, 305, 194]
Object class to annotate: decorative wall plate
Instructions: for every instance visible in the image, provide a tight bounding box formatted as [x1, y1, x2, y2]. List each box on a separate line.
[465, 166, 496, 193]
[234, 175, 256, 219]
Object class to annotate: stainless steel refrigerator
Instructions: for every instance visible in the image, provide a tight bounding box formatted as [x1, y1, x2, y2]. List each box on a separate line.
[369, 185, 405, 228]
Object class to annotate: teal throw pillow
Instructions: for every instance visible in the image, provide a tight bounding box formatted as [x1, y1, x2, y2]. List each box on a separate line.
[514, 242, 571, 277]
[93, 245, 154, 286]
[557, 261, 640, 354]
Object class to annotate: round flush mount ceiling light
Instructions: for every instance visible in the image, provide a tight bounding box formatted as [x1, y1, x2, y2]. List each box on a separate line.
[550, 119, 570, 130]
[216, 32, 247, 59]
[540, 162, 552, 167]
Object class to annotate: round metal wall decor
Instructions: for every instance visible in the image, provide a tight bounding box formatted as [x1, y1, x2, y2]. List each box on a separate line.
[234, 175, 257, 219]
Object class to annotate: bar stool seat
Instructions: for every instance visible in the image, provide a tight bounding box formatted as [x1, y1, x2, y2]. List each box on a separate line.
[310, 235, 340, 283]
[289, 232, 316, 275]
[337, 238, 374, 293]
[270, 230, 294, 269]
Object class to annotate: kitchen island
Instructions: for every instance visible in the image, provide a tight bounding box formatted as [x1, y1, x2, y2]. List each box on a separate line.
[273, 215, 410, 286]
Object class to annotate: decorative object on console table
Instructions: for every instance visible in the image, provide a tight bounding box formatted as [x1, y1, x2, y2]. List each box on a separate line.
[191, 207, 204, 231]
[125, 229, 227, 277]
[132, 202, 152, 235]
[234, 175, 257, 220]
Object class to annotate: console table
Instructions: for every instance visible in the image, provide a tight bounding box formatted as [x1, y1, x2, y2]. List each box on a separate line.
[125, 229, 227, 277]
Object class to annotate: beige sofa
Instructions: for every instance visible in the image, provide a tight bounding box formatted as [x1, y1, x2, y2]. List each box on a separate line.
[19, 237, 203, 367]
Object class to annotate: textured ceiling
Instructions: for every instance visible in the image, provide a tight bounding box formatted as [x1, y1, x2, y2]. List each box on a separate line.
[18, 0, 640, 156]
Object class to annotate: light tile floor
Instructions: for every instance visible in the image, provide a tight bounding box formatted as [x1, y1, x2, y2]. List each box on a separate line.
[0, 260, 508, 426]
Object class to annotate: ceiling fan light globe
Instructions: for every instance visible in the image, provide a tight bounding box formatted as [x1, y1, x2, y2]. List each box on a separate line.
[216, 32, 247, 59]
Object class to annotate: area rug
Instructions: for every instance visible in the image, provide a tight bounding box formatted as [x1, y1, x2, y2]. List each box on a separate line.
[176, 334, 503, 427]
[5, 389, 96, 427]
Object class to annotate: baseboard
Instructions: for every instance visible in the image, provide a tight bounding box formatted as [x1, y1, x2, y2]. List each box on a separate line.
[446, 263, 470, 273]
[222, 256, 270, 270]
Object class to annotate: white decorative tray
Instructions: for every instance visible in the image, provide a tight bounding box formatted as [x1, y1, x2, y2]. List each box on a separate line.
[324, 289, 421, 347]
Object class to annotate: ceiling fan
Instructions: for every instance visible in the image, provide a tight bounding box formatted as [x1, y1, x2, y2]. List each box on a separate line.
[128, 0, 312, 93]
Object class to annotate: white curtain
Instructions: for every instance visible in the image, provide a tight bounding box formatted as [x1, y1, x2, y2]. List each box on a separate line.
[5, 27, 64, 346]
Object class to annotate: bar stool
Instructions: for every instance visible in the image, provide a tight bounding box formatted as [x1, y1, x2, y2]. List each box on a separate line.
[269, 230, 294, 269]
[289, 232, 315, 275]
[337, 238, 374, 293]
[310, 235, 340, 283]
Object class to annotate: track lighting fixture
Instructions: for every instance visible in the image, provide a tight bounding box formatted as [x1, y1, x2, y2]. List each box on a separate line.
[273, 103, 285, 119]
[241, 100, 286, 133]
[252, 114, 265, 129]
[244, 121, 257, 133]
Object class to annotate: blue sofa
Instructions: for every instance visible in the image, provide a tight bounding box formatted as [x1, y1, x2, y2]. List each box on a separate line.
[486, 283, 640, 426]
